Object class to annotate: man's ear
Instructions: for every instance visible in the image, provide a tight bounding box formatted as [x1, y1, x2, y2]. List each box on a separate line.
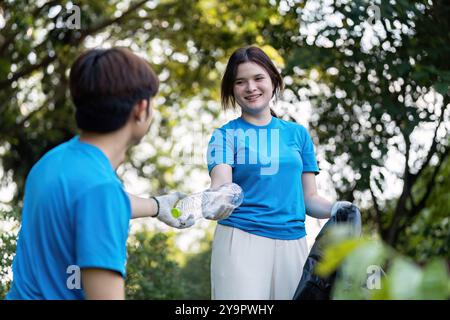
[133, 99, 148, 123]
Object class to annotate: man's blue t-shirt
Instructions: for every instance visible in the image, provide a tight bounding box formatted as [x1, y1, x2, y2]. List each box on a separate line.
[6, 136, 131, 300]
[207, 116, 319, 240]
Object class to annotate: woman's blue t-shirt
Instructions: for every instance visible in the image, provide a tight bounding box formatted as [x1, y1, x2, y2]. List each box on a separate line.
[207, 116, 319, 240]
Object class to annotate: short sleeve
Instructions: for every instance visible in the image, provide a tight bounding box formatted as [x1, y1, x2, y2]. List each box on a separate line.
[74, 182, 131, 277]
[300, 127, 320, 175]
[206, 127, 235, 174]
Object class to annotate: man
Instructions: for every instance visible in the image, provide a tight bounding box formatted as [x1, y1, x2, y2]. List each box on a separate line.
[6, 47, 193, 300]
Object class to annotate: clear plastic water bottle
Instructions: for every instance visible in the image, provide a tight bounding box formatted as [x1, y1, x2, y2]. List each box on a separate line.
[172, 183, 244, 221]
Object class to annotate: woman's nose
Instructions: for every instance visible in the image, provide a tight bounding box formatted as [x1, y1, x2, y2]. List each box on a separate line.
[246, 80, 257, 92]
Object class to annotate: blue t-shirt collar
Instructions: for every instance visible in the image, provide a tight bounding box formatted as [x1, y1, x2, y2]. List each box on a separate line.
[70, 135, 116, 173]
[237, 116, 277, 129]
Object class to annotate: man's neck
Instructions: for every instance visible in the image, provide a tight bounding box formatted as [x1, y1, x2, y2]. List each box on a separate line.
[79, 130, 130, 169]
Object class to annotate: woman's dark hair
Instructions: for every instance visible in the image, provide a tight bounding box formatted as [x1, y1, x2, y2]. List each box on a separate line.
[70, 47, 159, 133]
[221, 46, 283, 117]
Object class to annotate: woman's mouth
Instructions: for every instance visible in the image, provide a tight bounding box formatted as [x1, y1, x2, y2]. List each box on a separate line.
[245, 94, 262, 102]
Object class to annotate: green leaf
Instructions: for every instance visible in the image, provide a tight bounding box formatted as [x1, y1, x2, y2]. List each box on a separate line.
[330, 240, 387, 300]
[388, 258, 422, 299]
[369, 277, 391, 300]
[434, 82, 449, 96]
[316, 237, 367, 277]
[419, 259, 450, 299]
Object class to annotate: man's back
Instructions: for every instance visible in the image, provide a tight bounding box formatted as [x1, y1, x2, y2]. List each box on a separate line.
[6, 136, 131, 300]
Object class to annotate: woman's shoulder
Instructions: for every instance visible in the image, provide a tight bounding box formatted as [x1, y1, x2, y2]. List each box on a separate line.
[275, 117, 308, 132]
[274, 118, 315, 146]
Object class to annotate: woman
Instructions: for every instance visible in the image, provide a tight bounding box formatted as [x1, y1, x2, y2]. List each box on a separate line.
[206, 46, 352, 299]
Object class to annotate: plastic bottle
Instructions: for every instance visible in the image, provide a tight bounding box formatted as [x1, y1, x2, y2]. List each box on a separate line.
[172, 183, 244, 221]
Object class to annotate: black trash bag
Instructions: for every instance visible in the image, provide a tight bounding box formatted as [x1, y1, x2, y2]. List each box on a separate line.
[292, 204, 362, 300]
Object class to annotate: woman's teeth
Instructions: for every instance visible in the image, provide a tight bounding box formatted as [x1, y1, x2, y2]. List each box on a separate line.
[246, 94, 261, 101]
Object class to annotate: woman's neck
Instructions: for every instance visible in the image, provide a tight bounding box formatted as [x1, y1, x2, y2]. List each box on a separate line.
[241, 109, 272, 126]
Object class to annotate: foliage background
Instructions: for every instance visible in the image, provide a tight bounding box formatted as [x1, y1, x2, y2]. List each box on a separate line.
[1, 0, 448, 299]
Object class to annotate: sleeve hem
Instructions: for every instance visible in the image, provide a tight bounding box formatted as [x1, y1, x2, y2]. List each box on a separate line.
[208, 163, 234, 175]
[303, 168, 320, 175]
[78, 263, 126, 278]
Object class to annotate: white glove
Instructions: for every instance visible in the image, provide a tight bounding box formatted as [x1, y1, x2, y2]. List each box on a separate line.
[154, 192, 195, 229]
[202, 202, 236, 221]
[330, 201, 353, 218]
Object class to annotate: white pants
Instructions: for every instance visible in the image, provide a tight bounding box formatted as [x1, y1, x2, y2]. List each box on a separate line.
[211, 224, 308, 300]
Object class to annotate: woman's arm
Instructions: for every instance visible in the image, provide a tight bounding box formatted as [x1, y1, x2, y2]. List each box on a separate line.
[209, 164, 233, 189]
[302, 172, 334, 219]
[127, 164, 232, 221]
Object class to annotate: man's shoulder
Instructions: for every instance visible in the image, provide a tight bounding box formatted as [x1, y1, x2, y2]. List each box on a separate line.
[34, 137, 74, 163]
[27, 138, 75, 180]
[28, 137, 118, 193]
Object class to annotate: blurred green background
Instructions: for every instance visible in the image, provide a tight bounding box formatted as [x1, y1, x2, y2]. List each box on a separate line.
[0, 0, 449, 299]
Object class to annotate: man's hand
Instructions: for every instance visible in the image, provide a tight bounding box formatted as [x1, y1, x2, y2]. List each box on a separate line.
[330, 201, 353, 217]
[155, 192, 195, 229]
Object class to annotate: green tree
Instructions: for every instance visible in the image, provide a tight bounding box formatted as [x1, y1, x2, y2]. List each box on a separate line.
[315, 226, 450, 300]
[0, 0, 296, 202]
[402, 156, 450, 262]
[126, 228, 187, 299]
[2, 0, 449, 298]
[125, 226, 214, 299]
[0, 0, 294, 296]
[179, 227, 214, 300]
[282, 0, 449, 250]
[0, 207, 19, 299]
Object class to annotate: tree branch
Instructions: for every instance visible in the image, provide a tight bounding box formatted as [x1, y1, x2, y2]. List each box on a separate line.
[369, 185, 384, 237]
[411, 94, 448, 184]
[412, 146, 449, 214]
[386, 131, 412, 245]
[0, 0, 60, 55]
[0, 0, 150, 91]
[0, 55, 57, 91]
[393, 146, 448, 240]
[387, 93, 449, 245]
[77, 0, 149, 40]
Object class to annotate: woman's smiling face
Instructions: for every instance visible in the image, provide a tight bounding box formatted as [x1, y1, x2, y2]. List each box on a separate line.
[233, 62, 274, 116]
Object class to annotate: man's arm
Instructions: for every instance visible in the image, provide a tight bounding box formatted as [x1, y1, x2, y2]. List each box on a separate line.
[127, 192, 194, 228]
[82, 268, 125, 300]
[128, 193, 158, 219]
